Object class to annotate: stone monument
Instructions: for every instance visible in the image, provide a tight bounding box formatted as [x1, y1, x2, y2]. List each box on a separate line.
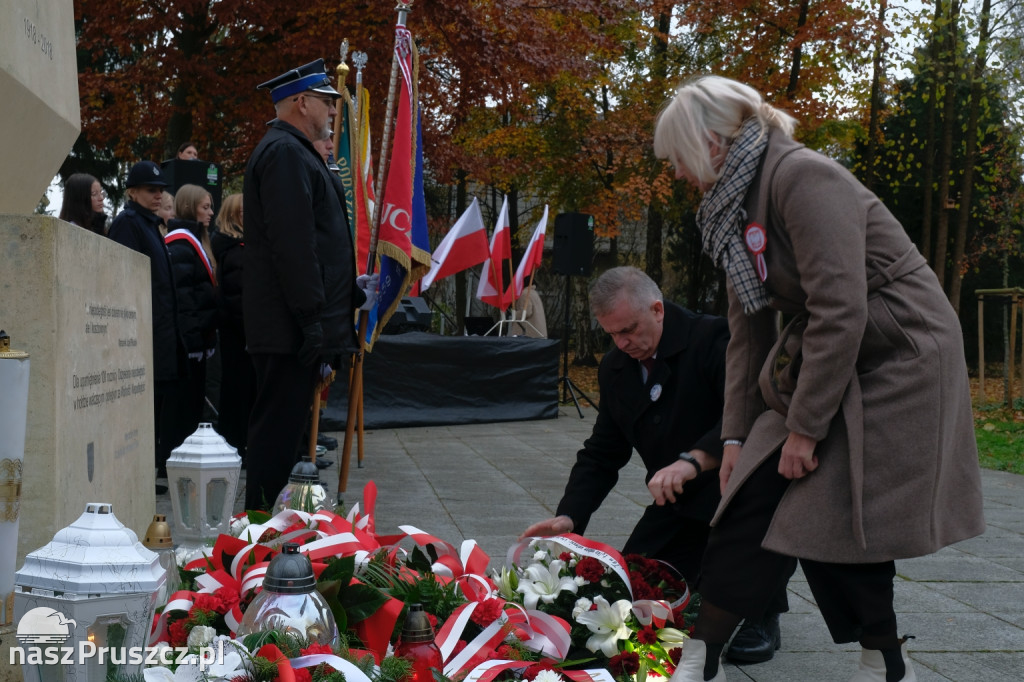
[0, 3, 153, 681]
[0, 0, 80, 214]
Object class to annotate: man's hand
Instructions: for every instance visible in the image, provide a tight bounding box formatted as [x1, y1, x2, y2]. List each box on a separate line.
[297, 322, 324, 366]
[779, 431, 818, 479]
[649, 450, 708, 505]
[519, 515, 574, 540]
[720, 442, 742, 495]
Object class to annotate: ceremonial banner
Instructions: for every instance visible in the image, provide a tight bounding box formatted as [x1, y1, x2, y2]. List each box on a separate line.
[364, 18, 430, 349]
[354, 88, 374, 275]
[335, 90, 356, 243]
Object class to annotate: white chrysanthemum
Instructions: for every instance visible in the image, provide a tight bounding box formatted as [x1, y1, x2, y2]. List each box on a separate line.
[572, 597, 593, 619]
[574, 576, 587, 586]
[534, 670, 563, 682]
[187, 625, 216, 649]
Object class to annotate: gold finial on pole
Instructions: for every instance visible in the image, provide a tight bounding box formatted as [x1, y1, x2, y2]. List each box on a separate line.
[336, 39, 350, 85]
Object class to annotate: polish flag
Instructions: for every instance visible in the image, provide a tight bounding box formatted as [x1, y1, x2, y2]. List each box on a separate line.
[420, 197, 489, 291]
[476, 196, 513, 312]
[513, 204, 548, 298]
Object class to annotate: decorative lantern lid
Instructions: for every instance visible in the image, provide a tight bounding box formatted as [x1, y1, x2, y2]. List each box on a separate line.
[401, 603, 435, 643]
[143, 514, 174, 549]
[287, 460, 320, 483]
[0, 329, 29, 359]
[166, 422, 241, 469]
[263, 542, 316, 594]
[15, 502, 165, 595]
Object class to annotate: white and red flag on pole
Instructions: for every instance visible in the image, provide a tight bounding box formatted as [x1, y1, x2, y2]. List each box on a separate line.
[420, 197, 488, 291]
[476, 196, 513, 312]
[513, 204, 548, 298]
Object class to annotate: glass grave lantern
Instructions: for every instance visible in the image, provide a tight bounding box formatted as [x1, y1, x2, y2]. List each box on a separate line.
[235, 542, 338, 645]
[143, 513, 181, 605]
[165, 423, 242, 546]
[273, 460, 329, 513]
[13, 502, 166, 682]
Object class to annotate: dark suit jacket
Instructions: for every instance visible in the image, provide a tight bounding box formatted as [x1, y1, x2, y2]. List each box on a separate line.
[555, 302, 728, 560]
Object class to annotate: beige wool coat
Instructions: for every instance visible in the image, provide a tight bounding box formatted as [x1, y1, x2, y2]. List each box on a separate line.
[713, 130, 986, 563]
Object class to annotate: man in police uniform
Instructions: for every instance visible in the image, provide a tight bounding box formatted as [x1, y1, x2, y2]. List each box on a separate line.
[520, 266, 789, 664]
[242, 59, 375, 510]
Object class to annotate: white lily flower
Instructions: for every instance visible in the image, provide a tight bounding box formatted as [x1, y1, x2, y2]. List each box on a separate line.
[533, 550, 550, 563]
[493, 566, 519, 600]
[516, 559, 578, 610]
[657, 627, 690, 644]
[575, 595, 633, 657]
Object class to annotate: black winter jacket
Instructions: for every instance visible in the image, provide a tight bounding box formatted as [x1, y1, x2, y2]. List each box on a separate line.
[211, 230, 244, 327]
[108, 201, 183, 381]
[242, 119, 364, 357]
[165, 219, 218, 354]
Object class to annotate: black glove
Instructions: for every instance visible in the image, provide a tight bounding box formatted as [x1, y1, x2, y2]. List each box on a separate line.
[297, 322, 324, 366]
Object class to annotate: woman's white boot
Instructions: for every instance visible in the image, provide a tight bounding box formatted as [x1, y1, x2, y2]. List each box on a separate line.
[850, 640, 917, 682]
[668, 639, 726, 682]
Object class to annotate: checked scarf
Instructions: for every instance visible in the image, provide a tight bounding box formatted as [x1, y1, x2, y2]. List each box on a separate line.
[696, 118, 771, 314]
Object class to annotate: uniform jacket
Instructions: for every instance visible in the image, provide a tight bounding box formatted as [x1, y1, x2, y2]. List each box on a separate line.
[108, 201, 183, 382]
[556, 303, 728, 558]
[242, 119, 362, 356]
[716, 130, 985, 563]
[166, 220, 218, 354]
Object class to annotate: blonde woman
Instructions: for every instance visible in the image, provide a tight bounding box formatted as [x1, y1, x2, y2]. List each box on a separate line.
[165, 184, 219, 439]
[211, 193, 254, 459]
[653, 75, 984, 682]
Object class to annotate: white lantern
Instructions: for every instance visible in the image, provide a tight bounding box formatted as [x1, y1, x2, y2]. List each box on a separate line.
[13, 502, 166, 682]
[165, 422, 242, 546]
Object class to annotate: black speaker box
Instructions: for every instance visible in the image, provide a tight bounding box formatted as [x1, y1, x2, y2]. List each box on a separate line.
[160, 159, 224, 217]
[552, 212, 594, 276]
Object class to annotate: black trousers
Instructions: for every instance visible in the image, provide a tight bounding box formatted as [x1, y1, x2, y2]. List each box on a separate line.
[245, 353, 319, 511]
[699, 451, 897, 644]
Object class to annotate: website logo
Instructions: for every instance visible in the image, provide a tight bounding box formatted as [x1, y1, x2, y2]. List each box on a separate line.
[16, 607, 76, 645]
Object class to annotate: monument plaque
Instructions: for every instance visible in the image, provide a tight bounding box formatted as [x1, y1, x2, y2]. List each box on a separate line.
[0, 217, 155, 574]
[0, 0, 80, 214]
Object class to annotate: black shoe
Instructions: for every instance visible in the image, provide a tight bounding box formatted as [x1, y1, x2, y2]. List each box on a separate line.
[317, 434, 338, 451]
[726, 612, 781, 663]
[315, 458, 334, 469]
[155, 484, 169, 495]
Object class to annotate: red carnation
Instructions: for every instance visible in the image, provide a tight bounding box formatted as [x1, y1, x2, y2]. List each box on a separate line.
[215, 587, 240, 611]
[496, 644, 518, 660]
[470, 598, 504, 626]
[192, 593, 221, 614]
[608, 652, 640, 676]
[167, 619, 190, 647]
[575, 557, 605, 582]
[293, 668, 313, 682]
[637, 626, 658, 645]
[559, 552, 573, 562]
[669, 647, 682, 665]
[524, 661, 558, 679]
[301, 643, 334, 657]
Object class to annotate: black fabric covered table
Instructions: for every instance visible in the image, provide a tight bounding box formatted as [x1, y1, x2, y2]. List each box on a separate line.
[322, 332, 560, 429]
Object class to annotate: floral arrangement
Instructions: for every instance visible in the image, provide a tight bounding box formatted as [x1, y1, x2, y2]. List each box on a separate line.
[144, 483, 691, 682]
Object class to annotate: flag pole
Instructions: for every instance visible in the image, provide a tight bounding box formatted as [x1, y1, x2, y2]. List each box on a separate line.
[340, 1, 413, 503]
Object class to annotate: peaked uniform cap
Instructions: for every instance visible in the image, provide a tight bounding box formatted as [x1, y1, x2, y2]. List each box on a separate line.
[258, 58, 341, 103]
[126, 160, 168, 188]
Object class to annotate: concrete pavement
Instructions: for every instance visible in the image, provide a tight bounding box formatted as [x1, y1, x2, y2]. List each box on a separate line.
[164, 405, 1024, 681]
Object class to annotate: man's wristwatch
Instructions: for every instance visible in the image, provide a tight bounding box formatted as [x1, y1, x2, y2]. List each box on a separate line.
[678, 451, 702, 477]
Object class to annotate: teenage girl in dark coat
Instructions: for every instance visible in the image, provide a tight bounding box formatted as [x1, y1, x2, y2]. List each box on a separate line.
[165, 184, 219, 438]
[211, 193, 255, 459]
